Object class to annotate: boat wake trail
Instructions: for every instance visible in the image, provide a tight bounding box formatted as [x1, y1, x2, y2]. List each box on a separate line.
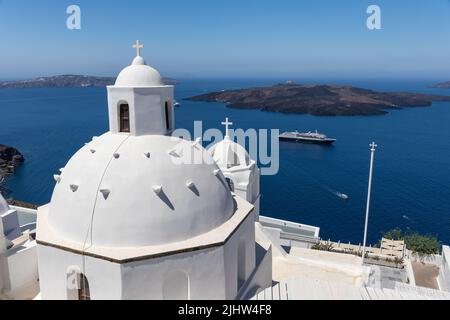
[324, 186, 349, 200]
[402, 215, 413, 222]
[295, 164, 348, 201]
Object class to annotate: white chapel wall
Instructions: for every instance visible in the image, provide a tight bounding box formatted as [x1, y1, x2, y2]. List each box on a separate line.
[223, 210, 256, 299]
[37, 245, 122, 300]
[120, 246, 227, 300]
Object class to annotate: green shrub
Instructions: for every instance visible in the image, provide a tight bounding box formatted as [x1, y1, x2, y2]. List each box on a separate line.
[404, 233, 440, 258]
[383, 228, 403, 241]
[312, 242, 334, 252]
[393, 257, 404, 265]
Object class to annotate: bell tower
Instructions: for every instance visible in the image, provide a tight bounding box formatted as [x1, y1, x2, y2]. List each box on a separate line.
[208, 118, 261, 219]
[107, 40, 174, 136]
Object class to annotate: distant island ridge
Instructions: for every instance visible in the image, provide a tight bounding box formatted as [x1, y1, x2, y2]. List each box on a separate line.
[0, 74, 178, 89]
[432, 81, 450, 89]
[186, 82, 450, 116]
[3, 76, 450, 116]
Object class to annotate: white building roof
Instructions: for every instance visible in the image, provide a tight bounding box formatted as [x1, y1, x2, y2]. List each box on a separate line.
[209, 136, 251, 170]
[115, 56, 163, 87]
[47, 132, 235, 247]
[38, 195, 254, 263]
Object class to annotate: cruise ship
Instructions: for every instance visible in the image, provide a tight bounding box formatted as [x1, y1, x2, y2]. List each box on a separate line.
[279, 130, 336, 144]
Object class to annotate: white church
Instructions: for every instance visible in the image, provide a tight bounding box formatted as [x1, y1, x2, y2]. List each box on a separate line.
[1, 42, 450, 300]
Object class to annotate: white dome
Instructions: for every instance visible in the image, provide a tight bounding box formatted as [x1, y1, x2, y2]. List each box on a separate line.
[47, 133, 234, 247]
[115, 56, 163, 87]
[209, 137, 250, 169]
[0, 194, 10, 215]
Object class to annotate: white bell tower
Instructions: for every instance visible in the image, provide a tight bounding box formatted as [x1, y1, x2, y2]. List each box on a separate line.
[208, 118, 261, 219]
[107, 40, 174, 136]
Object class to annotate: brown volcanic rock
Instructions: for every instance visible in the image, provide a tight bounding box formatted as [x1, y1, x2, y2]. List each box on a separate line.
[186, 83, 450, 116]
[0, 145, 24, 176]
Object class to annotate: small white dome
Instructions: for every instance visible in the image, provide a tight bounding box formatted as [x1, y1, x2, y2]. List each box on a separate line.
[0, 194, 10, 215]
[47, 133, 234, 247]
[115, 56, 163, 87]
[209, 137, 250, 169]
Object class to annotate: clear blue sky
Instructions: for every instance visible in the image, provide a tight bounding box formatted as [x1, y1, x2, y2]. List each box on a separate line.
[1, 0, 450, 79]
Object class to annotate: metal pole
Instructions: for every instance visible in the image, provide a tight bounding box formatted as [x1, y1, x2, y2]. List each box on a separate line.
[362, 142, 377, 265]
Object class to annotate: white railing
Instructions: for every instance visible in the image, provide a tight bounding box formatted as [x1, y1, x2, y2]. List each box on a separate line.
[259, 215, 320, 240]
[10, 206, 37, 227]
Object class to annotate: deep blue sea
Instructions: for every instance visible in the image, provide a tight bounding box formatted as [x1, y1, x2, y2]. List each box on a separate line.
[1, 78, 449, 245]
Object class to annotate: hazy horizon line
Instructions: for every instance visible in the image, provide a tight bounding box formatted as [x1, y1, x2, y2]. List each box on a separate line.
[1, 74, 449, 83]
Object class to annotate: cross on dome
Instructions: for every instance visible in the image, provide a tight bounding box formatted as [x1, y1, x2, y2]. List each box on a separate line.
[221, 117, 233, 138]
[370, 142, 377, 151]
[133, 40, 144, 57]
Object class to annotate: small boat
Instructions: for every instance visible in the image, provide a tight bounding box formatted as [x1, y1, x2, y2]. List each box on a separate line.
[173, 100, 180, 107]
[279, 130, 336, 144]
[336, 192, 349, 200]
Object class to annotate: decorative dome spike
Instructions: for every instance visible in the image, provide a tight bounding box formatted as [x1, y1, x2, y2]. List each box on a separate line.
[186, 181, 195, 189]
[192, 137, 202, 149]
[186, 181, 200, 196]
[100, 189, 110, 200]
[53, 175, 62, 183]
[152, 185, 163, 195]
[168, 149, 181, 158]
